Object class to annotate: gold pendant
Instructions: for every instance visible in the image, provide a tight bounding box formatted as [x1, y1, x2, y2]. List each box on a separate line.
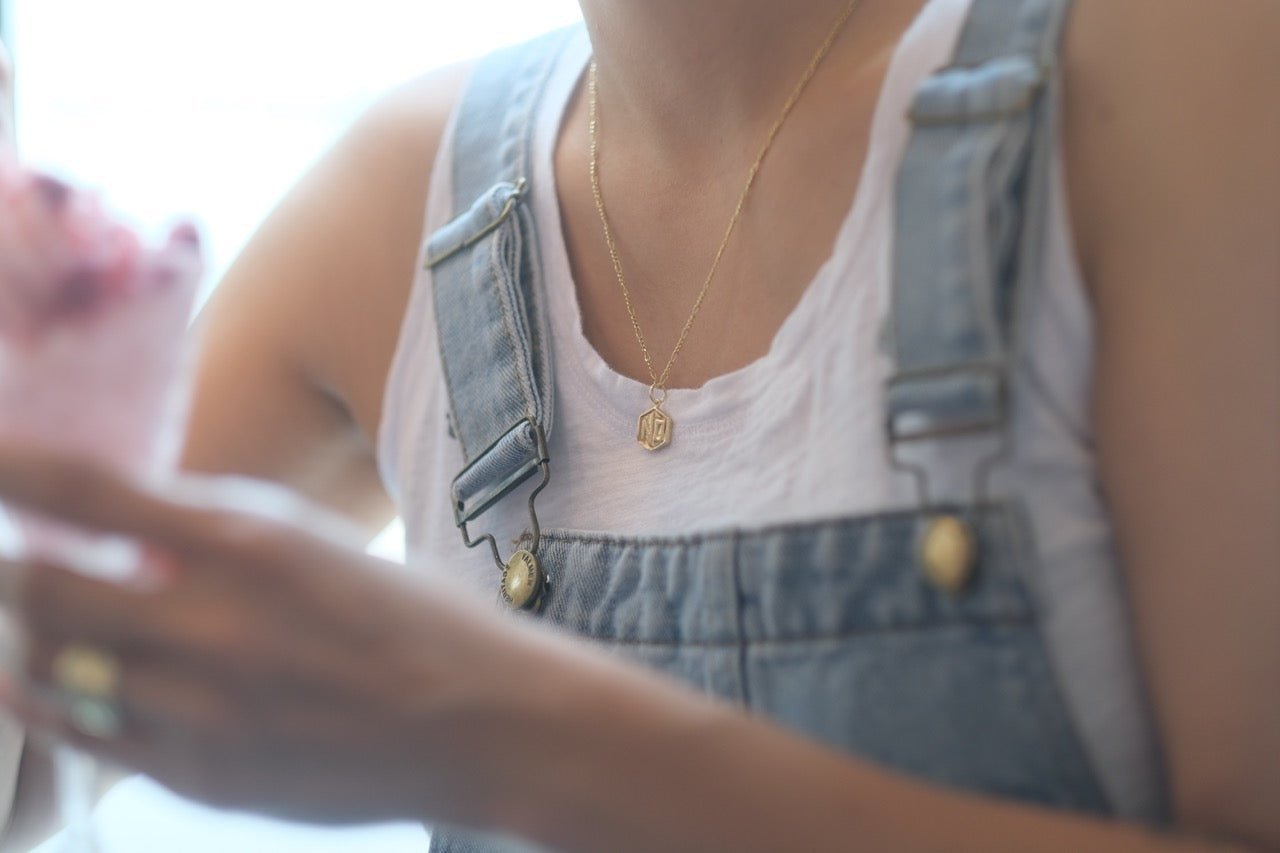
[501, 549, 546, 611]
[637, 403, 674, 451]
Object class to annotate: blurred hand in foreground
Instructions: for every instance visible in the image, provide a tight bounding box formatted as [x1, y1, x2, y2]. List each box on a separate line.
[0, 447, 571, 830]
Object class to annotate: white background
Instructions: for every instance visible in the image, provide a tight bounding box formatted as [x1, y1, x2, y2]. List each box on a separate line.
[6, 1, 581, 850]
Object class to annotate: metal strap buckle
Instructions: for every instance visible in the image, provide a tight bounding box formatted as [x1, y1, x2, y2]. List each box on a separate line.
[453, 419, 552, 612]
[426, 177, 528, 268]
[884, 363, 1008, 509]
[453, 417, 551, 569]
[884, 362, 1006, 445]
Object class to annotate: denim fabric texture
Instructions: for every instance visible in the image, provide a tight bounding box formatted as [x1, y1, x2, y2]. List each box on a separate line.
[536, 509, 1108, 810]
[420, 1, 1137, 850]
[428, 30, 566, 491]
[886, 0, 1070, 442]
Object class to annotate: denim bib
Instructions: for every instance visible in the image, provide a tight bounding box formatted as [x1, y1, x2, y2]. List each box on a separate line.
[420, 2, 1139, 849]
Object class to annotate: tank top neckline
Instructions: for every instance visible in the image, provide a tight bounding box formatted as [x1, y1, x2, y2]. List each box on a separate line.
[531, 2, 965, 431]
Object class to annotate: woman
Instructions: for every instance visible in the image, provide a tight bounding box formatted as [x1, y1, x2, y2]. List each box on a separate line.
[0, 0, 1276, 850]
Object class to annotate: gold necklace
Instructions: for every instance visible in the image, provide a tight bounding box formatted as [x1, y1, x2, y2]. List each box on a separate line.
[588, 0, 862, 451]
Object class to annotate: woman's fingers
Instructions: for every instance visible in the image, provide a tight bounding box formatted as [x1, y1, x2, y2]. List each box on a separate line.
[0, 446, 368, 572]
[6, 604, 380, 813]
[12, 595, 255, 769]
[11, 554, 305, 696]
[0, 667, 201, 781]
[0, 455, 452, 817]
[11, 557, 167, 651]
[0, 447, 354, 588]
[0, 446, 231, 557]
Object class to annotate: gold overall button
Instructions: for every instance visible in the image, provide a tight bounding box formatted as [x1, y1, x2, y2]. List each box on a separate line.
[501, 549, 545, 611]
[920, 515, 978, 595]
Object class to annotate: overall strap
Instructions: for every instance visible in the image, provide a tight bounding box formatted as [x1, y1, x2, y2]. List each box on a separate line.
[425, 27, 577, 530]
[887, 0, 1074, 448]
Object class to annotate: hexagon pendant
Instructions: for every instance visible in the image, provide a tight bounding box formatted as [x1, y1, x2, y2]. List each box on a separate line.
[637, 404, 674, 451]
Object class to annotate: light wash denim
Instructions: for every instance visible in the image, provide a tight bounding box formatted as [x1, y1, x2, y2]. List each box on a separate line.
[421, 1, 1162, 849]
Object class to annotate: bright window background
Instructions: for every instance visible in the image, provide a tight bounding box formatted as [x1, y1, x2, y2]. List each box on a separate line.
[4, 0, 581, 850]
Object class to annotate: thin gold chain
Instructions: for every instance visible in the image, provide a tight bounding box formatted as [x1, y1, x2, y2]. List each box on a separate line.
[588, 0, 862, 404]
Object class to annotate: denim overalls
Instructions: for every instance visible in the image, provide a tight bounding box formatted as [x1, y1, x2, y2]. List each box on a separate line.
[420, 1, 1162, 849]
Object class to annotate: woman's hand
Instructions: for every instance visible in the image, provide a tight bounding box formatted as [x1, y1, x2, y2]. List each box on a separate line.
[0, 450, 1270, 853]
[0, 447, 566, 830]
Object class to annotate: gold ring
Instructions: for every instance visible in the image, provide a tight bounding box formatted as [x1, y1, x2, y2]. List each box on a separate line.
[51, 644, 123, 738]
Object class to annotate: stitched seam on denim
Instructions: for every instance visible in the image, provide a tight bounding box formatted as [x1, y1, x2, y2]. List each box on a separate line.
[537, 502, 1012, 549]
[514, 36, 563, 433]
[486, 225, 537, 428]
[503, 29, 574, 433]
[438, 31, 571, 463]
[1002, 496, 1113, 814]
[1005, 496, 1115, 810]
[432, 262, 474, 460]
[569, 615, 1038, 648]
[1000, 77, 1058, 468]
[967, 124, 1008, 362]
[502, 76, 541, 427]
[438, 63, 494, 461]
[518, 204, 552, 432]
[731, 530, 753, 707]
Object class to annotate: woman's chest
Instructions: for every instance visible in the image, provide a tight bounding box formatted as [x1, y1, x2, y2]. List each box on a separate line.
[550, 53, 891, 394]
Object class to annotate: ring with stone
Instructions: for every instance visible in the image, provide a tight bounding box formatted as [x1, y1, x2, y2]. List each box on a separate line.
[50, 643, 124, 739]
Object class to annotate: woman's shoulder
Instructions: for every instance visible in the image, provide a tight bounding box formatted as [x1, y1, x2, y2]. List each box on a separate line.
[1061, 0, 1279, 282]
[344, 59, 476, 184]
[295, 59, 478, 427]
[1056, 2, 1279, 840]
[182, 60, 476, 523]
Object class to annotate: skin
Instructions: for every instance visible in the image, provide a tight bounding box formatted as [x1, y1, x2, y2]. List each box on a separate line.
[0, 38, 60, 853]
[0, 0, 1276, 849]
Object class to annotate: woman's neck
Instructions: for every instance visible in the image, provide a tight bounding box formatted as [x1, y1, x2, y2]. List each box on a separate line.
[578, 0, 862, 165]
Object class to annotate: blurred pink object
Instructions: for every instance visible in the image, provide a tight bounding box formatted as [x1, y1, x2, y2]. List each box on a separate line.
[0, 39, 11, 144]
[0, 153, 202, 561]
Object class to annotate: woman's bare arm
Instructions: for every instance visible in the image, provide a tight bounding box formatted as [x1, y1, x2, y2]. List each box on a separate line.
[0, 4, 1274, 851]
[513, 7, 1275, 848]
[182, 62, 470, 534]
[1065, 0, 1280, 842]
[530, 5, 1280, 849]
